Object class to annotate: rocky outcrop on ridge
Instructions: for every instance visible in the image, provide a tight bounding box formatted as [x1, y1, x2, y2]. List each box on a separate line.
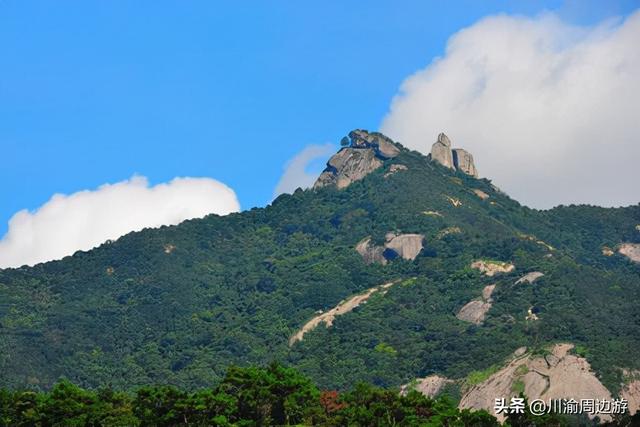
[384, 163, 408, 178]
[314, 130, 400, 189]
[355, 233, 424, 264]
[430, 133, 478, 177]
[400, 375, 453, 398]
[452, 149, 478, 177]
[430, 133, 455, 169]
[459, 343, 613, 422]
[456, 284, 495, 325]
[314, 148, 383, 189]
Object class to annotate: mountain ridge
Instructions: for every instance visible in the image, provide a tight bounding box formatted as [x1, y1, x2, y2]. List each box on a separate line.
[1, 131, 639, 411]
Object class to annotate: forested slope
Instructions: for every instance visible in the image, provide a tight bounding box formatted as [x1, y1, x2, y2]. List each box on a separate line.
[1, 136, 639, 397]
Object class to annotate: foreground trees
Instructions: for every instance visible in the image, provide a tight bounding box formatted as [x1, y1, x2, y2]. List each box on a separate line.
[3, 363, 638, 426]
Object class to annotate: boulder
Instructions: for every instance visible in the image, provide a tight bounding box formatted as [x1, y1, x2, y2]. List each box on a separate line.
[314, 130, 400, 189]
[515, 271, 544, 284]
[355, 233, 424, 264]
[355, 237, 387, 265]
[430, 133, 454, 169]
[473, 189, 489, 200]
[314, 148, 383, 189]
[452, 148, 478, 177]
[384, 164, 408, 178]
[456, 284, 495, 325]
[456, 300, 492, 325]
[348, 129, 400, 159]
[384, 234, 424, 260]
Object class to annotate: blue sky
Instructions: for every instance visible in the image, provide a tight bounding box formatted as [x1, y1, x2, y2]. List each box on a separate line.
[2, 0, 639, 239]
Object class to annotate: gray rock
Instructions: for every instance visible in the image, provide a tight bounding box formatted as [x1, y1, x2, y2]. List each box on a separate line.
[452, 148, 478, 177]
[515, 272, 544, 285]
[430, 133, 454, 169]
[514, 347, 527, 357]
[355, 238, 387, 265]
[456, 300, 492, 324]
[385, 234, 424, 260]
[314, 130, 400, 189]
[384, 164, 408, 178]
[314, 148, 383, 189]
[355, 233, 424, 264]
[348, 129, 400, 159]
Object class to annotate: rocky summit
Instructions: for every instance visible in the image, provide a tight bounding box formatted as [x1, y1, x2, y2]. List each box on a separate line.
[314, 129, 400, 189]
[430, 133, 478, 177]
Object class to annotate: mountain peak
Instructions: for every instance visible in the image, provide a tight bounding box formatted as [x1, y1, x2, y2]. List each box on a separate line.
[313, 129, 401, 189]
[431, 133, 478, 177]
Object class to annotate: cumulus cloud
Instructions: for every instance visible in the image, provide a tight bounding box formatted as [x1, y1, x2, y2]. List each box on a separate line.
[273, 143, 335, 198]
[381, 10, 640, 208]
[0, 176, 240, 268]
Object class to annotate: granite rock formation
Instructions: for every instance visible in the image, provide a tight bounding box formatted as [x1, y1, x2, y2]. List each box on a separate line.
[314, 129, 400, 189]
[430, 133, 478, 177]
[355, 233, 424, 264]
[430, 133, 454, 169]
[452, 148, 478, 177]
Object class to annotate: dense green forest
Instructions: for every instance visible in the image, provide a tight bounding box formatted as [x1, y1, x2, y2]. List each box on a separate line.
[3, 363, 632, 426]
[0, 135, 639, 404]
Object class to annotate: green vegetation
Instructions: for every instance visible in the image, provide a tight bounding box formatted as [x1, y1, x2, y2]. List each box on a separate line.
[466, 366, 501, 386]
[514, 365, 529, 376]
[0, 140, 639, 400]
[511, 379, 525, 395]
[0, 364, 503, 426]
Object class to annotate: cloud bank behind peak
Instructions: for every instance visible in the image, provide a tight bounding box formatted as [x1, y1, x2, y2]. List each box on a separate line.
[381, 10, 640, 209]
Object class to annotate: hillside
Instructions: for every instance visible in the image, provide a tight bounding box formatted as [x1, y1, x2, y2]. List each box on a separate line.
[1, 130, 639, 408]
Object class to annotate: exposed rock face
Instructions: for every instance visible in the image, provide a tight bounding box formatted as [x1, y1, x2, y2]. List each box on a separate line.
[472, 189, 489, 200]
[618, 243, 640, 263]
[384, 164, 408, 178]
[430, 133, 478, 176]
[430, 133, 455, 169]
[384, 233, 424, 260]
[355, 237, 387, 265]
[355, 233, 424, 264]
[314, 148, 383, 189]
[515, 271, 544, 284]
[314, 130, 400, 189]
[452, 149, 478, 177]
[471, 260, 515, 277]
[456, 284, 495, 325]
[348, 129, 401, 159]
[401, 375, 453, 398]
[289, 281, 399, 345]
[459, 344, 613, 422]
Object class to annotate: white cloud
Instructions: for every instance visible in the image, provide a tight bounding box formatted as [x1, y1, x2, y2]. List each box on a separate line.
[0, 176, 240, 268]
[273, 143, 335, 198]
[381, 10, 640, 208]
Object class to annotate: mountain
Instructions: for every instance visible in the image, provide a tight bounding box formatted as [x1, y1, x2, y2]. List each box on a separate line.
[1, 130, 639, 415]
